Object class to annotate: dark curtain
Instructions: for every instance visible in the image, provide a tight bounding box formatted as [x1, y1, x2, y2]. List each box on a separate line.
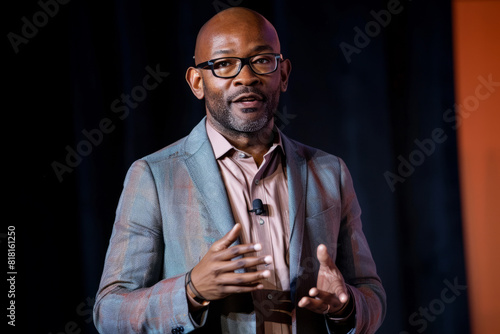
[8, 0, 469, 333]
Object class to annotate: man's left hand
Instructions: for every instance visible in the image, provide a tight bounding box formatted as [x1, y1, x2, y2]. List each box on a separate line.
[298, 244, 350, 316]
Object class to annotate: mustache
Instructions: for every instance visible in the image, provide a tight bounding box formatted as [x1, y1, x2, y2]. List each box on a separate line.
[227, 87, 267, 103]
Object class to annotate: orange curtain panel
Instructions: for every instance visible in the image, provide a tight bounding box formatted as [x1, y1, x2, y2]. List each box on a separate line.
[453, 1, 500, 333]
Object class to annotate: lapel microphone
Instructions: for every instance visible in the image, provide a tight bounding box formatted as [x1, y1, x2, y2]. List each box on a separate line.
[249, 198, 265, 215]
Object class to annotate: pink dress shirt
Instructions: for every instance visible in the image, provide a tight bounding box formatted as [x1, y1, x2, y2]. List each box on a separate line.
[206, 121, 292, 333]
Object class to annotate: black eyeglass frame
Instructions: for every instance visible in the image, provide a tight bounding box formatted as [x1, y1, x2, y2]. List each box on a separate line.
[194, 53, 283, 78]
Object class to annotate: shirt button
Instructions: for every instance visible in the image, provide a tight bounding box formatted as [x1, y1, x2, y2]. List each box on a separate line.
[255, 179, 259, 185]
[259, 218, 265, 225]
[267, 293, 273, 300]
[238, 152, 247, 158]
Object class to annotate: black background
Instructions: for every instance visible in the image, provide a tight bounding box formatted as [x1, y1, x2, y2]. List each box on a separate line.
[6, 0, 469, 333]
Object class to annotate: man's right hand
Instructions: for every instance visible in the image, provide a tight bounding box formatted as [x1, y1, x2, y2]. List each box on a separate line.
[188, 223, 272, 305]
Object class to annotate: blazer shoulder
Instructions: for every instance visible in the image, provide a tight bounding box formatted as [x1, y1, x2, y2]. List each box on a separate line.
[141, 137, 188, 165]
[139, 117, 209, 166]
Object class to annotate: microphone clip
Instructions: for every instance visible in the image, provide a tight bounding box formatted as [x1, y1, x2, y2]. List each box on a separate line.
[249, 198, 265, 215]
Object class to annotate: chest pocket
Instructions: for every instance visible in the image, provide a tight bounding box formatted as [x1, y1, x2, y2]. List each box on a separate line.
[305, 205, 341, 260]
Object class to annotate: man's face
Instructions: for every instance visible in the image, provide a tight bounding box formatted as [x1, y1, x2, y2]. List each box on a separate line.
[189, 13, 290, 135]
[203, 62, 280, 133]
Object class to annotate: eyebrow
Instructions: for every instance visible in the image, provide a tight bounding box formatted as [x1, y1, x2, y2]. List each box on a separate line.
[212, 44, 275, 57]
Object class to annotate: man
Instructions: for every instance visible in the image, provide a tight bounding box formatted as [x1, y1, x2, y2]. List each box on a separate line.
[94, 7, 386, 334]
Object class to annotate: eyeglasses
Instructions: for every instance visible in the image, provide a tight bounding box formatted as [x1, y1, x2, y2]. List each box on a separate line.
[195, 53, 283, 78]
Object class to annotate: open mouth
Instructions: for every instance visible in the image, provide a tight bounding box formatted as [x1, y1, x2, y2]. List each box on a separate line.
[232, 93, 265, 110]
[233, 93, 264, 103]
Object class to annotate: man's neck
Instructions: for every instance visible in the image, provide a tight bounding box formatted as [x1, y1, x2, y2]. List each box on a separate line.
[207, 117, 276, 167]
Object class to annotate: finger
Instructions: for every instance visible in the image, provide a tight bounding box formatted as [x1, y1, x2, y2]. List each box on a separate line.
[212, 224, 242, 252]
[339, 290, 349, 303]
[308, 287, 319, 298]
[218, 270, 271, 285]
[216, 242, 263, 261]
[220, 255, 273, 272]
[316, 244, 335, 268]
[329, 281, 349, 304]
[298, 296, 327, 314]
[311, 287, 349, 305]
[221, 283, 265, 294]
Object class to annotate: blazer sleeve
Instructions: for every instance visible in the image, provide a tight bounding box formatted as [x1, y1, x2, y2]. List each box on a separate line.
[93, 160, 198, 333]
[331, 158, 387, 334]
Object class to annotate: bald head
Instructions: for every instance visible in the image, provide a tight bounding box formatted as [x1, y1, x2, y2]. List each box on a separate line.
[194, 7, 281, 64]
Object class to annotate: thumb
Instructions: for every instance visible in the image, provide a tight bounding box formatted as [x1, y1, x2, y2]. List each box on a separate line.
[212, 223, 242, 251]
[316, 244, 335, 268]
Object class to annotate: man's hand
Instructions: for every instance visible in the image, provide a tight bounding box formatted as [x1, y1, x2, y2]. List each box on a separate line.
[189, 223, 272, 303]
[298, 244, 350, 316]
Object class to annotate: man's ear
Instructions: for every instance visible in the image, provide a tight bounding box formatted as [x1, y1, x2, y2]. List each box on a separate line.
[186, 67, 205, 100]
[279, 58, 292, 92]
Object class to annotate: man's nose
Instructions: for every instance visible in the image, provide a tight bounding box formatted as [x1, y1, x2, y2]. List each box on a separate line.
[233, 65, 260, 86]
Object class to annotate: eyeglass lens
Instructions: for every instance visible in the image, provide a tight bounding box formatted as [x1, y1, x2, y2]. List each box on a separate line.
[212, 54, 278, 78]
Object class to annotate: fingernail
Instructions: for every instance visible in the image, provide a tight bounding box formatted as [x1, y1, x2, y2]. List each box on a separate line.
[257, 284, 264, 289]
[254, 243, 262, 251]
[340, 293, 348, 303]
[264, 255, 273, 264]
[262, 270, 271, 278]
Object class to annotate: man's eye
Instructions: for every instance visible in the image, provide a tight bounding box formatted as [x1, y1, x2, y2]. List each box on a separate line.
[213, 60, 235, 69]
[252, 57, 270, 64]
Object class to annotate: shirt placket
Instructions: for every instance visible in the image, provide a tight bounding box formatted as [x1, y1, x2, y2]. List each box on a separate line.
[233, 148, 279, 288]
[252, 150, 280, 290]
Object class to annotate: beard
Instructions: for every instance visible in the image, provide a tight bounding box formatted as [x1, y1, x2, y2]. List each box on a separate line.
[204, 85, 280, 134]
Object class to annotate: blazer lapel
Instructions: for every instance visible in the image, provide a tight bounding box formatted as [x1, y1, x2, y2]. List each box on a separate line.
[282, 134, 307, 303]
[184, 118, 237, 240]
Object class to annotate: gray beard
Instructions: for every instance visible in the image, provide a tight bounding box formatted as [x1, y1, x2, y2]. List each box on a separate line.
[204, 87, 279, 134]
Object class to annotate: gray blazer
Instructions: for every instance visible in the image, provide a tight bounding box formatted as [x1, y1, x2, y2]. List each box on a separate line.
[94, 117, 386, 333]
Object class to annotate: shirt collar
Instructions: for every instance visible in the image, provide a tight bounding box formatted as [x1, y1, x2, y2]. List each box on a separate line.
[206, 119, 285, 160]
